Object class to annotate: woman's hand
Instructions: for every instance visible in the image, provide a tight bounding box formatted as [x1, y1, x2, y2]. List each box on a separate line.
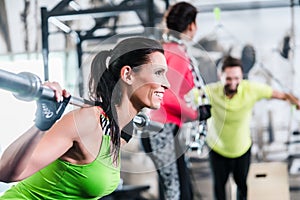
[34, 81, 71, 131]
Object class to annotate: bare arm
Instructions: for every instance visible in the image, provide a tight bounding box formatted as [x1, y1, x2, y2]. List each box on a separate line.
[0, 111, 77, 182]
[0, 81, 72, 182]
[271, 90, 300, 109]
[0, 126, 44, 182]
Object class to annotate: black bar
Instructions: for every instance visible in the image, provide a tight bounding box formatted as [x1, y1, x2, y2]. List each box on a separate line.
[41, 7, 49, 81]
[75, 33, 84, 97]
[146, 0, 155, 27]
[51, 0, 72, 13]
[48, 3, 146, 17]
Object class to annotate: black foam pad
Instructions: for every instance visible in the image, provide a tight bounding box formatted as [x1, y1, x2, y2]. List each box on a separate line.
[241, 44, 256, 79]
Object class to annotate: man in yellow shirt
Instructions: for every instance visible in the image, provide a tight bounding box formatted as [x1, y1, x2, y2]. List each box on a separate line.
[205, 55, 300, 200]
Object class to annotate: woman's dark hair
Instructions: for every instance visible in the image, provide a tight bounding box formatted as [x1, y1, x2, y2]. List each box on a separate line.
[165, 2, 197, 37]
[221, 55, 244, 72]
[88, 37, 164, 163]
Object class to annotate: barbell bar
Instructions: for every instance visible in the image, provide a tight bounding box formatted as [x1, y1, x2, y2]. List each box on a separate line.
[0, 68, 163, 131]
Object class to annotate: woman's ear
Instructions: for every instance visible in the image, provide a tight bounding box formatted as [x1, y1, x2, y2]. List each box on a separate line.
[120, 65, 134, 85]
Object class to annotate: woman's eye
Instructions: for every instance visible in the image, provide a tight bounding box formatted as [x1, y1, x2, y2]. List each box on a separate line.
[155, 70, 163, 75]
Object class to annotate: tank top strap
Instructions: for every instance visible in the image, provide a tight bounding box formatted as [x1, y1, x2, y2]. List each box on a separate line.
[99, 109, 111, 136]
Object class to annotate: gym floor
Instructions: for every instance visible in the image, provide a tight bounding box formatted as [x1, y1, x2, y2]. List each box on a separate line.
[189, 149, 300, 200]
[120, 137, 300, 200]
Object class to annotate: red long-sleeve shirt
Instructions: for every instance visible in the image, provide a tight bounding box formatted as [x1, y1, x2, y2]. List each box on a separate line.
[150, 42, 198, 127]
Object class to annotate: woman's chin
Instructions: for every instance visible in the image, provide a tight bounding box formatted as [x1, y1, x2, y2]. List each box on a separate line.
[149, 104, 161, 110]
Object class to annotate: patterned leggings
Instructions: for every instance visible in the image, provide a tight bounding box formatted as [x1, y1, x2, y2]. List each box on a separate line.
[141, 123, 193, 200]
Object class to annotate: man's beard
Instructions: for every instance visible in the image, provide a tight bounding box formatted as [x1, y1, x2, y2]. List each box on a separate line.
[224, 84, 238, 96]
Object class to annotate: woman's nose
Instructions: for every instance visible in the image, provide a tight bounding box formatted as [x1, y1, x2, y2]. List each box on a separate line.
[163, 76, 170, 89]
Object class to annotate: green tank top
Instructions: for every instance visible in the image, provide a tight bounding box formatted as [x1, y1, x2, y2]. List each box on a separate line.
[1, 111, 120, 199]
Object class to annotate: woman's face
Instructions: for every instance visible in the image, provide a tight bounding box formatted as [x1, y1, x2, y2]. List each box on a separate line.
[130, 51, 170, 110]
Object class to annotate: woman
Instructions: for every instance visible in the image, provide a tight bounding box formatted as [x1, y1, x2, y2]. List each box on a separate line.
[0, 37, 170, 199]
[141, 2, 210, 200]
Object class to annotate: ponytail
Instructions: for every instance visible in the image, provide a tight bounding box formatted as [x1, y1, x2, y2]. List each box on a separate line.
[89, 50, 110, 102]
[88, 50, 120, 163]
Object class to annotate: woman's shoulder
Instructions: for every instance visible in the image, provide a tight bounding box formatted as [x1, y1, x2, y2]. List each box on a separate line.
[70, 106, 102, 117]
[65, 106, 102, 133]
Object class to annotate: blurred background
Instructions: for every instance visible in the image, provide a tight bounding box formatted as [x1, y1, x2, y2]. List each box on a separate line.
[0, 0, 300, 199]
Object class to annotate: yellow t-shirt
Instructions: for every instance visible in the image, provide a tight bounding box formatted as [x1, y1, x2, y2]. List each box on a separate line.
[205, 80, 272, 158]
